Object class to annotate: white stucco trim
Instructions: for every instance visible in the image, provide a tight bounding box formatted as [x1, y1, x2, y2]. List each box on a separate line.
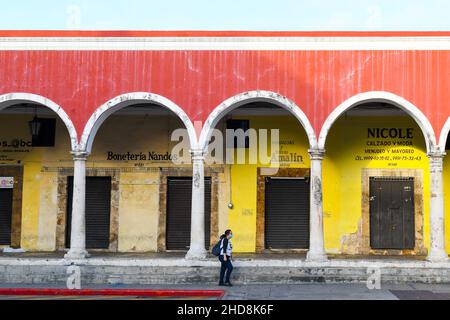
[4, 36, 450, 50]
[80, 92, 197, 153]
[1, 256, 450, 268]
[438, 117, 450, 152]
[198, 90, 317, 151]
[318, 91, 436, 153]
[0, 93, 78, 150]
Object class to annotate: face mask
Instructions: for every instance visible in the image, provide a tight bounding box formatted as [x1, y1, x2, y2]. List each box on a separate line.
[229, 234, 233, 239]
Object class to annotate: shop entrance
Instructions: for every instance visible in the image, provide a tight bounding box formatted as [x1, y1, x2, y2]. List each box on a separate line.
[264, 177, 310, 249]
[166, 177, 211, 251]
[369, 177, 415, 250]
[66, 176, 112, 249]
[0, 188, 13, 245]
[0, 167, 23, 248]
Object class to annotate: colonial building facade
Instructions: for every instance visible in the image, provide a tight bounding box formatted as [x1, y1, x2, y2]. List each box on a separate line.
[0, 31, 450, 263]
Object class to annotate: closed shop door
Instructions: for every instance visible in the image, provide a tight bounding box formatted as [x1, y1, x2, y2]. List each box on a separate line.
[166, 177, 211, 251]
[66, 176, 112, 249]
[370, 177, 415, 250]
[264, 177, 310, 249]
[0, 188, 13, 245]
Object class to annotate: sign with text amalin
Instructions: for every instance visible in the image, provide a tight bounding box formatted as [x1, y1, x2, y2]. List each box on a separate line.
[0, 177, 14, 188]
[270, 139, 305, 166]
[355, 127, 422, 166]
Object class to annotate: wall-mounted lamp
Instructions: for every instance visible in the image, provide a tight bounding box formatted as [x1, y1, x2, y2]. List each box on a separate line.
[28, 106, 41, 137]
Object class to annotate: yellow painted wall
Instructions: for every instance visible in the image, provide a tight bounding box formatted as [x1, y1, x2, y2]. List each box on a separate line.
[118, 172, 159, 252]
[2, 112, 448, 255]
[0, 115, 71, 250]
[228, 115, 438, 254]
[227, 116, 310, 252]
[0, 113, 228, 252]
[92, 115, 217, 252]
[323, 116, 431, 254]
[442, 157, 450, 253]
[92, 115, 230, 252]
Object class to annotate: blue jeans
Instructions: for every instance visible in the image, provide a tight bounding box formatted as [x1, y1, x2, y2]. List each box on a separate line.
[219, 255, 233, 283]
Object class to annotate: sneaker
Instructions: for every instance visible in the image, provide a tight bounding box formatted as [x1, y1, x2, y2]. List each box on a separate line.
[218, 282, 225, 286]
[225, 282, 233, 287]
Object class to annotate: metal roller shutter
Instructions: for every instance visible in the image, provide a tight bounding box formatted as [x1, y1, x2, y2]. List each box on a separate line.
[66, 176, 112, 249]
[166, 177, 211, 251]
[0, 189, 13, 245]
[265, 177, 310, 249]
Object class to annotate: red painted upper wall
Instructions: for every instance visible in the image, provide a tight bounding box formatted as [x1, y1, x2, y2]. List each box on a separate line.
[1, 32, 450, 141]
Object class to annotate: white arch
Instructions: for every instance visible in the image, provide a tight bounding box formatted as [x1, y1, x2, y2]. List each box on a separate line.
[0, 92, 78, 150]
[438, 117, 450, 151]
[318, 91, 436, 153]
[80, 92, 197, 153]
[198, 90, 317, 151]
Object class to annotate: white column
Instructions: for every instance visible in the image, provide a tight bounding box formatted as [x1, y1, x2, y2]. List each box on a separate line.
[306, 148, 328, 262]
[427, 150, 448, 262]
[64, 151, 90, 260]
[186, 149, 207, 260]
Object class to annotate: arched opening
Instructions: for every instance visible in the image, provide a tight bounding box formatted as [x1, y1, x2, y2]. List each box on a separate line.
[438, 118, 450, 256]
[200, 91, 316, 254]
[70, 93, 202, 254]
[320, 93, 435, 257]
[0, 94, 76, 252]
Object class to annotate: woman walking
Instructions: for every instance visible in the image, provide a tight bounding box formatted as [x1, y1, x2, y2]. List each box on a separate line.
[218, 229, 233, 286]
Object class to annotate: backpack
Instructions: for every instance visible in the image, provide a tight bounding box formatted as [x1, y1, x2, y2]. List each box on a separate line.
[211, 238, 223, 256]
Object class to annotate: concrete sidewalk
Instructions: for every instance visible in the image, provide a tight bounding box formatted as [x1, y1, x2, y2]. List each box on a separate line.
[1, 253, 450, 286]
[1, 283, 450, 300]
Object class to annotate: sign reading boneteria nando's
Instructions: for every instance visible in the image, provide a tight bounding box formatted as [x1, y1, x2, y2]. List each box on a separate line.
[106, 151, 178, 162]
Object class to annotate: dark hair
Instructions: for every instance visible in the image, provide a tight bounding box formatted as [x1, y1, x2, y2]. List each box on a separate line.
[220, 229, 232, 239]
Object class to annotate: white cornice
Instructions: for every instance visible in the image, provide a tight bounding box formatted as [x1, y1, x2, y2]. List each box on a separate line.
[1, 36, 450, 50]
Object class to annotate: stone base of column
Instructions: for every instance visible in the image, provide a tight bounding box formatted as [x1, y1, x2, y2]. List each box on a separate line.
[427, 248, 449, 262]
[64, 249, 90, 260]
[306, 249, 328, 262]
[185, 247, 208, 260]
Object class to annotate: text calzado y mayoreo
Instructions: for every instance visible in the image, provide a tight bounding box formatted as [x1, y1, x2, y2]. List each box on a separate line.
[107, 151, 178, 161]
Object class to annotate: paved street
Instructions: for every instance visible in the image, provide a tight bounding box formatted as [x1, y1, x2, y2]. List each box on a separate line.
[0, 294, 219, 300]
[1, 283, 450, 300]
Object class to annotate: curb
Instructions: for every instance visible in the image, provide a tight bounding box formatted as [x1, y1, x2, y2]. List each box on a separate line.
[0, 288, 225, 298]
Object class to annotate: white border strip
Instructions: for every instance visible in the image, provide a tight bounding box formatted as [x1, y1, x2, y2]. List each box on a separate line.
[0, 256, 449, 268]
[2, 36, 450, 50]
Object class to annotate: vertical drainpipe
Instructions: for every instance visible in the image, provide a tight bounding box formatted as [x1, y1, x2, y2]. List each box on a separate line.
[64, 151, 90, 260]
[186, 149, 207, 260]
[306, 148, 328, 262]
[427, 147, 449, 262]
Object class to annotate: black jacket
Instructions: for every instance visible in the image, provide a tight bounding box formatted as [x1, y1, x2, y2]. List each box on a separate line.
[221, 237, 231, 257]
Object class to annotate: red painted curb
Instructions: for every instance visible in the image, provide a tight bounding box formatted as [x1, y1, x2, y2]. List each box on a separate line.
[0, 288, 225, 298]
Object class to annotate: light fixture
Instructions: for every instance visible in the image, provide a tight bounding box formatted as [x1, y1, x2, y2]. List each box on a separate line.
[28, 105, 41, 137]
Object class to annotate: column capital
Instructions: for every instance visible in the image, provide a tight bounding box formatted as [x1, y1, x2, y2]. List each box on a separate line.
[308, 148, 326, 160]
[427, 145, 446, 159]
[427, 151, 446, 159]
[71, 150, 90, 161]
[190, 149, 206, 161]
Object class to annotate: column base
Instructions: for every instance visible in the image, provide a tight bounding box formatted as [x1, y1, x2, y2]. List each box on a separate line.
[426, 248, 449, 262]
[306, 249, 328, 262]
[64, 249, 90, 260]
[185, 247, 208, 260]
